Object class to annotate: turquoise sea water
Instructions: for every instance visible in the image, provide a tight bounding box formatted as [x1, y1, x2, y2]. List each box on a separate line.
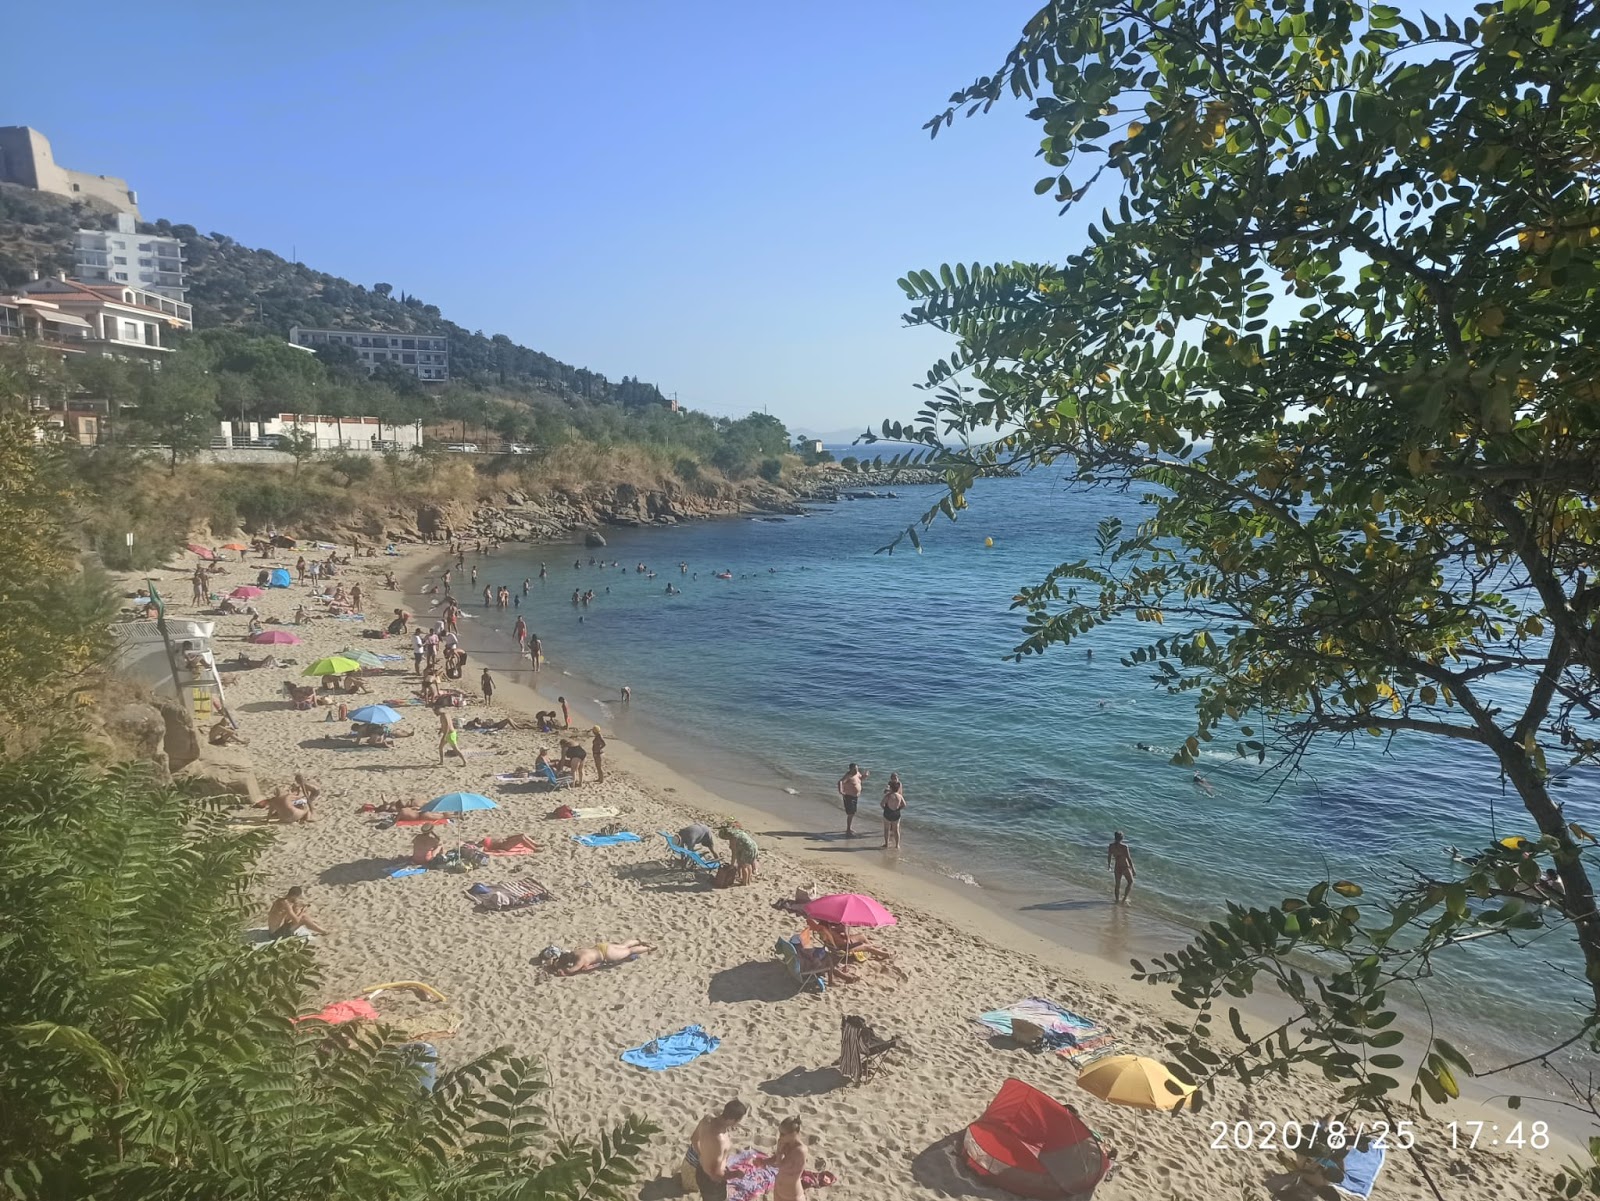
[455, 468, 1596, 1076]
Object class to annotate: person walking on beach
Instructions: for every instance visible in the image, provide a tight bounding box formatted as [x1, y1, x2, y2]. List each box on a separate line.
[881, 772, 907, 848]
[591, 725, 606, 783]
[680, 1099, 747, 1199]
[480, 668, 495, 703]
[838, 763, 867, 838]
[412, 631, 424, 675]
[530, 635, 542, 670]
[438, 709, 467, 767]
[558, 696, 570, 728]
[1108, 831, 1136, 904]
[513, 615, 526, 650]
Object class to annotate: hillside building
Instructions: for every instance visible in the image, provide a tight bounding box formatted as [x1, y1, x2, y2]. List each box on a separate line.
[75, 213, 186, 300]
[222, 414, 423, 452]
[0, 126, 139, 216]
[12, 276, 192, 361]
[287, 325, 449, 382]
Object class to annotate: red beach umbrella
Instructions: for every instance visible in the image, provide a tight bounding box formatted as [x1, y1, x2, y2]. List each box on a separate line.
[801, 893, 897, 928]
[186, 543, 217, 560]
[249, 630, 301, 645]
[229, 586, 265, 599]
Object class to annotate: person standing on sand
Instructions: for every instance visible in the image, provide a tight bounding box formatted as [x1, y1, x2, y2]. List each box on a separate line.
[530, 635, 542, 670]
[558, 696, 570, 728]
[413, 631, 424, 676]
[772, 1116, 808, 1201]
[681, 1099, 747, 1199]
[881, 772, 907, 848]
[438, 709, 467, 767]
[838, 763, 868, 838]
[591, 725, 606, 783]
[480, 668, 495, 703]
[1108, 831, 1136, 903]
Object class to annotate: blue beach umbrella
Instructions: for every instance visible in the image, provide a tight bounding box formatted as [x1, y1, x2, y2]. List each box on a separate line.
[420, 792, 498, 815]
[348, 704, 403, 726]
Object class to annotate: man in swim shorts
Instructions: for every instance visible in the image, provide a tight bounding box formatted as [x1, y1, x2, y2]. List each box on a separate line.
[837, 763, 867, 837]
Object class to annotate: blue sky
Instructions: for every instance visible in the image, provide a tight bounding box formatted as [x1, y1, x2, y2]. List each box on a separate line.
[9, 1, 1070, 432]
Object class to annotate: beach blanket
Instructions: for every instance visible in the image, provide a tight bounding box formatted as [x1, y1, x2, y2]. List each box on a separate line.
[724, 1150, 778, 1201]
[620, 1025, 720, 1071]
[245, 925, 318, 945]
[970, 997, 1119, 1066]
[1336, 1143, 1386, 1200]
[571, 806, 620, 820]
[573, 832, 641, 848]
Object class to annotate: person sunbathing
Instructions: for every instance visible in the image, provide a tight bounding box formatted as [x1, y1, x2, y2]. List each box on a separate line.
[246, 614, 265, 635]
[267, 886, 325, 938]
[482, 834, 539, 853]
[233, 653, 279, 670]
[464, 716, 512, 730]
[545, 940, 656, 976]
[807, 919, 895, 960]
[341, 675, 372, 694]
[535, 749, 571, 779]
[260, 790, 312, 824]
[366, 798, 428, 822]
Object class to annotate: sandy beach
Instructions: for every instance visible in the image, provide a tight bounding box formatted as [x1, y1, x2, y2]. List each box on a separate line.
[143, 542, 1561, 1201]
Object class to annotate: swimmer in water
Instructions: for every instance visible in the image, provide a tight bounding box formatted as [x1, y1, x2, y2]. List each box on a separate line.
[1192, 772, 1215, 796]
[1136, 742, 1152, 751]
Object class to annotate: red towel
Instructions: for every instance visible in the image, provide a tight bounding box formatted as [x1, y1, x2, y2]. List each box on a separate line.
[295, 998, 379, 1025]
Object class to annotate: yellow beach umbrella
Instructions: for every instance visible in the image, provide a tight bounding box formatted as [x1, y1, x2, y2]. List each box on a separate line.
[303, 655, 363, 677]
[1076, 1055, 1195, 1111]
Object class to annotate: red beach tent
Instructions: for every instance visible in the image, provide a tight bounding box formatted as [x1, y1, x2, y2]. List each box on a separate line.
[961, 1078, 1108, 1198]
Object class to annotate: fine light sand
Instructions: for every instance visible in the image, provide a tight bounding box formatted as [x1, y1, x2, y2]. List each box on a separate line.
[147, 544, 1559, 1201]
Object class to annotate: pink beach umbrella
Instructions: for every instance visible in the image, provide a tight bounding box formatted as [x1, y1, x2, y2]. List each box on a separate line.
[801, 893, 897, 928]
[250, 629, 301, 645]
[186, 542, 217, 561]
[229, 585, 265, 599]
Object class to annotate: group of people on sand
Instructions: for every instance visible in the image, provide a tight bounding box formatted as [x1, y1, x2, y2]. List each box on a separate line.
[835, 764, 906, 847]
[683, 1099, 817, 1201]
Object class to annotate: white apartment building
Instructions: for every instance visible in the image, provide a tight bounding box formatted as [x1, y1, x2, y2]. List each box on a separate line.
[75, 213, 186, 301]
[288, 325, 449, 382]
[13, 276, 192, 361]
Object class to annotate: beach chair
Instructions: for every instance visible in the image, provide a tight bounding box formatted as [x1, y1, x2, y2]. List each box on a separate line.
[660, 831, 722, 877]
[540, 761, 574, 790]
[775, 934, 827, 994]
[838, 1014, 900, 1085]
[465, 878, 553, 913]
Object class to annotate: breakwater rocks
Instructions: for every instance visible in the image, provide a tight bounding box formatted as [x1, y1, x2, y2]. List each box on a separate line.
[797, 462, 1017, 502]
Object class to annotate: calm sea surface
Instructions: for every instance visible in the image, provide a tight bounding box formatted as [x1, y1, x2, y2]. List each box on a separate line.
[459, 467, 1597, 1074]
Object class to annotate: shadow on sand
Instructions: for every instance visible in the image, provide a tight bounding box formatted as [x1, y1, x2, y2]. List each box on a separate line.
[317, 856, 407, 885]
[708, 959, 800, 1004]
[911, 1133, 994, 1198]
[758, 1064, 849, 1097]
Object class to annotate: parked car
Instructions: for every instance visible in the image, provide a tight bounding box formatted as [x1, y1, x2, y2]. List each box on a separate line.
[506, 443, 535, 455]
[444, 442, 480, 453]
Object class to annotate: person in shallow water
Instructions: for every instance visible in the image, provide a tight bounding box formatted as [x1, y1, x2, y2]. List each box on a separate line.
[1107, 831, 1136, 904]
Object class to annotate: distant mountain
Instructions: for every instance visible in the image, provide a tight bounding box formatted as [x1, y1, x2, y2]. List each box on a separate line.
[0, 183, 667, 409]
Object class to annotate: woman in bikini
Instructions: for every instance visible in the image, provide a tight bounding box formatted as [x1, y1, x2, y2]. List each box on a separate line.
[881, 772, 907, 848]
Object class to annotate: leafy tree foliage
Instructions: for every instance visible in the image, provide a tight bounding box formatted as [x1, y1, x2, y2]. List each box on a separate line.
[0, 745, 654, 1200]
[881, 0, 1600, 1169]
[129, 358, 218, 473]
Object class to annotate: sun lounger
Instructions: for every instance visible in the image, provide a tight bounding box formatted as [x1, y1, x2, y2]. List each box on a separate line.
[838, 1014, 900, 1085]
[464, 878, 553, 912]
[775, 934, 827, 994]
[660, 830, 723, 875]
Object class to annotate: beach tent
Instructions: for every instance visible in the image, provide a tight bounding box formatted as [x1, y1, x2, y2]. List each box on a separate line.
[961, 1078, 1108, 1198]
[268, 568, 292, 588]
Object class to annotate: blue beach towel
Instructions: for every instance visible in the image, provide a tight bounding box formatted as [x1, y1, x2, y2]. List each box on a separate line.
[620, 1024, 720, 1071]
[573, 832, 641, 847]
[389, 865, 427, 878]
[1336, 1143, 1385, 1200]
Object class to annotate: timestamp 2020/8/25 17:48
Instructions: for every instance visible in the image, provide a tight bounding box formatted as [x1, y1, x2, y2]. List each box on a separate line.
[1208, 1119, 1551, 1152]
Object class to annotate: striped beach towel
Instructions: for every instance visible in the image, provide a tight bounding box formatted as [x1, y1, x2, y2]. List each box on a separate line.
[970, 997, 1120, 1066]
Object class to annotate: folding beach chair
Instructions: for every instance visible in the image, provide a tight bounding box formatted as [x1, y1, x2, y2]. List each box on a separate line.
[540, 762, 574, 790]
[659, 831, 722, 876]
[838, 1014, 900, 1085]
[465, 878, 553, 912]
[775, 934, 827, 994]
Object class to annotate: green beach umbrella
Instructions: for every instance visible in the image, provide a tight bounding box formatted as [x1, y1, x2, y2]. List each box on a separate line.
[303, 655, 362, 677]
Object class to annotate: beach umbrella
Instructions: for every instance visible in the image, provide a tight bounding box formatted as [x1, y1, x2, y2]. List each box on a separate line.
[1075, 1055, 1195, 1111]
[303, 655, 362, 677]
[420, 791, 498, 815]
[186, 542, 217, 560]
[220, 541, 250, 551]
[802, 893, 898, 928]
[229, 585, 265, 599]
[336, 647, 386, 670]
[249, 629, 300, 645]
[348, 704, 403, 726]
